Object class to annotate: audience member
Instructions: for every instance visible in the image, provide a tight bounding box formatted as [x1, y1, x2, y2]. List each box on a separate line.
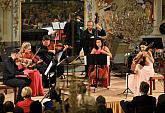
[16, 87, 34, 113]
[96, 95, 113, 113]
[3, 101, 14, 113]
[156, 93, 165, 113]
[29, 100, 42, 113]
[0, 93, 5, 113]
[13, 106, 24, 113]
[120, 81, 156, 113]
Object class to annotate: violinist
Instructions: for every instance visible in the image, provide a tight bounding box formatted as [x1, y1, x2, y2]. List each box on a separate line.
[3, 49, 31, 102]
[36, 35, 69, 87]
[18, 42, 44, 97]
[128, 41, 155, 96]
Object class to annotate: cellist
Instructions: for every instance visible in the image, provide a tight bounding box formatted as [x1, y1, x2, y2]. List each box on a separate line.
[129, 41, 155, 96]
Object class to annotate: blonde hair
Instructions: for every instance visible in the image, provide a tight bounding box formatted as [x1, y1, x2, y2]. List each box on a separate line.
[21, 87, 32, 98]
[19, 42, 31, 53]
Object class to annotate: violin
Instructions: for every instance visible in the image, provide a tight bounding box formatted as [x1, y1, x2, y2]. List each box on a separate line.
[47, 42, 72, 52]
[18, 48, 43, 68]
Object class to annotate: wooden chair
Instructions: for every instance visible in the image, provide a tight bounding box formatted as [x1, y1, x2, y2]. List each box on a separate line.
[149, 75, 165, 95]
[0, 84, 17, 103]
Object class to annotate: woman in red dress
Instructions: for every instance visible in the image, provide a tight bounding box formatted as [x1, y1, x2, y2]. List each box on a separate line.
[88, 38, 112, 88]
[18, 42, 44, 96]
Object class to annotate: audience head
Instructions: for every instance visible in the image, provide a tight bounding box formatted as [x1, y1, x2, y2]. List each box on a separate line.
[140, 81, 149, 94]
[42, 35, 51, 47]
[96, 95, 106, 105]
[13, 106, 24, 113]
[30, 100, 42, 113]
[21, 87, 32, 98]
[0, 93, 5, 104]
[3, 101, 14, 112]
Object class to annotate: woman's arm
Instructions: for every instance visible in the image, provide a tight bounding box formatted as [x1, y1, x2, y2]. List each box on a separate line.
[143, 51, 154, 63]
[100, 46, 112, 58]
[90, 48, 96, 54]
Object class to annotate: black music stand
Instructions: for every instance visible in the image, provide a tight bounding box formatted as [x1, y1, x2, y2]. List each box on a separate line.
[57, 55, 79, 87]
[85, 54, 109, 92]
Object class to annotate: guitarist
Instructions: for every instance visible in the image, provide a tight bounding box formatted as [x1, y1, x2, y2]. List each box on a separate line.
[129, 41, 155, 96]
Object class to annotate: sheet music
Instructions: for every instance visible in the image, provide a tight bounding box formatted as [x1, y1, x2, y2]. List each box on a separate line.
[84, 56, 87, 65]
[44, 61, 53, 75]
[107, 56, 110, 65]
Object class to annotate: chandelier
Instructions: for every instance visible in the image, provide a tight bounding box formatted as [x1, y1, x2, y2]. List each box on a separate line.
[96, 0, 153, 44]
[112, 0, 153, 44]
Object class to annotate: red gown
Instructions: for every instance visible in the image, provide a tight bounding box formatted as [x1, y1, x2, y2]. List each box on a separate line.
[88, 50, 110, 88]
[20, 52, 44, 97]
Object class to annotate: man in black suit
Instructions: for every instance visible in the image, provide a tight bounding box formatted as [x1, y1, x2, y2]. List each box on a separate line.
[156, 94, 165, 113]
[3, 49, 31, 102]
[120, 81, 156, 113]
[82, 21, 106, 55]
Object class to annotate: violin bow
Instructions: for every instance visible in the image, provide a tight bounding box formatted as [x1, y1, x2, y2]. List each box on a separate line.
[31, 47, 41, 60]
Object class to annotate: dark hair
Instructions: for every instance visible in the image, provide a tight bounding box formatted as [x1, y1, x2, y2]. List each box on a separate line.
[96, 95, 106, 105]
[0, 93, 5, 104]
[140, 81, 149, 94]
[4, 101, 14, 112]
[30, 100, 42, 113]
[13, 106, 24, 113]
[42, 35, 50, 41]
[11, 48, 20, 54]
[139, 41, 148, 47]
[94, 38, 103, 50]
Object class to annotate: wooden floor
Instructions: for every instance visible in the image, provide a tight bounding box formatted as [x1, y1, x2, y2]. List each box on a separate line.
[0, 71, 164, 104]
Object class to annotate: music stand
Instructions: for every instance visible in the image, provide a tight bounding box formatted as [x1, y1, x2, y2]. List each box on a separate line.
[57, 55, 79, 87]
[84, 54, 110, 92]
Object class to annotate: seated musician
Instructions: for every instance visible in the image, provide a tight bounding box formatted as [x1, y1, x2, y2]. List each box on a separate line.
[88, 38, 112, 88]
[3, 49, 31, 102]
[36, 35, 69, 87]
[129, 41, 155, 96]
[18, 42, 44, 97]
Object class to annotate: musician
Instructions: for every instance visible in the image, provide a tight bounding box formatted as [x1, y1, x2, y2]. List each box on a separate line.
[19, 42, 44, 96]
[82, 21, 106, 77]
[88, 38, 112, 88]
[64, 14, 83, 56]
[36, 35, 69, 87]
[129, 41, 155, 96]
[3, 49, 31, 102]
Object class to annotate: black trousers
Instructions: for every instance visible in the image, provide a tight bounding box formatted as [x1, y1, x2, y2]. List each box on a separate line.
[4, 77, 31, 102]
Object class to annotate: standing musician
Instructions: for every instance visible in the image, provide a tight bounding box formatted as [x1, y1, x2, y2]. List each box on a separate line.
[88, 38, 112, 88]
[3, 49, 31, 102]
[129, 41, 155, 96]
[18, 42, 44, 97]
[36, 35, 69, 87]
